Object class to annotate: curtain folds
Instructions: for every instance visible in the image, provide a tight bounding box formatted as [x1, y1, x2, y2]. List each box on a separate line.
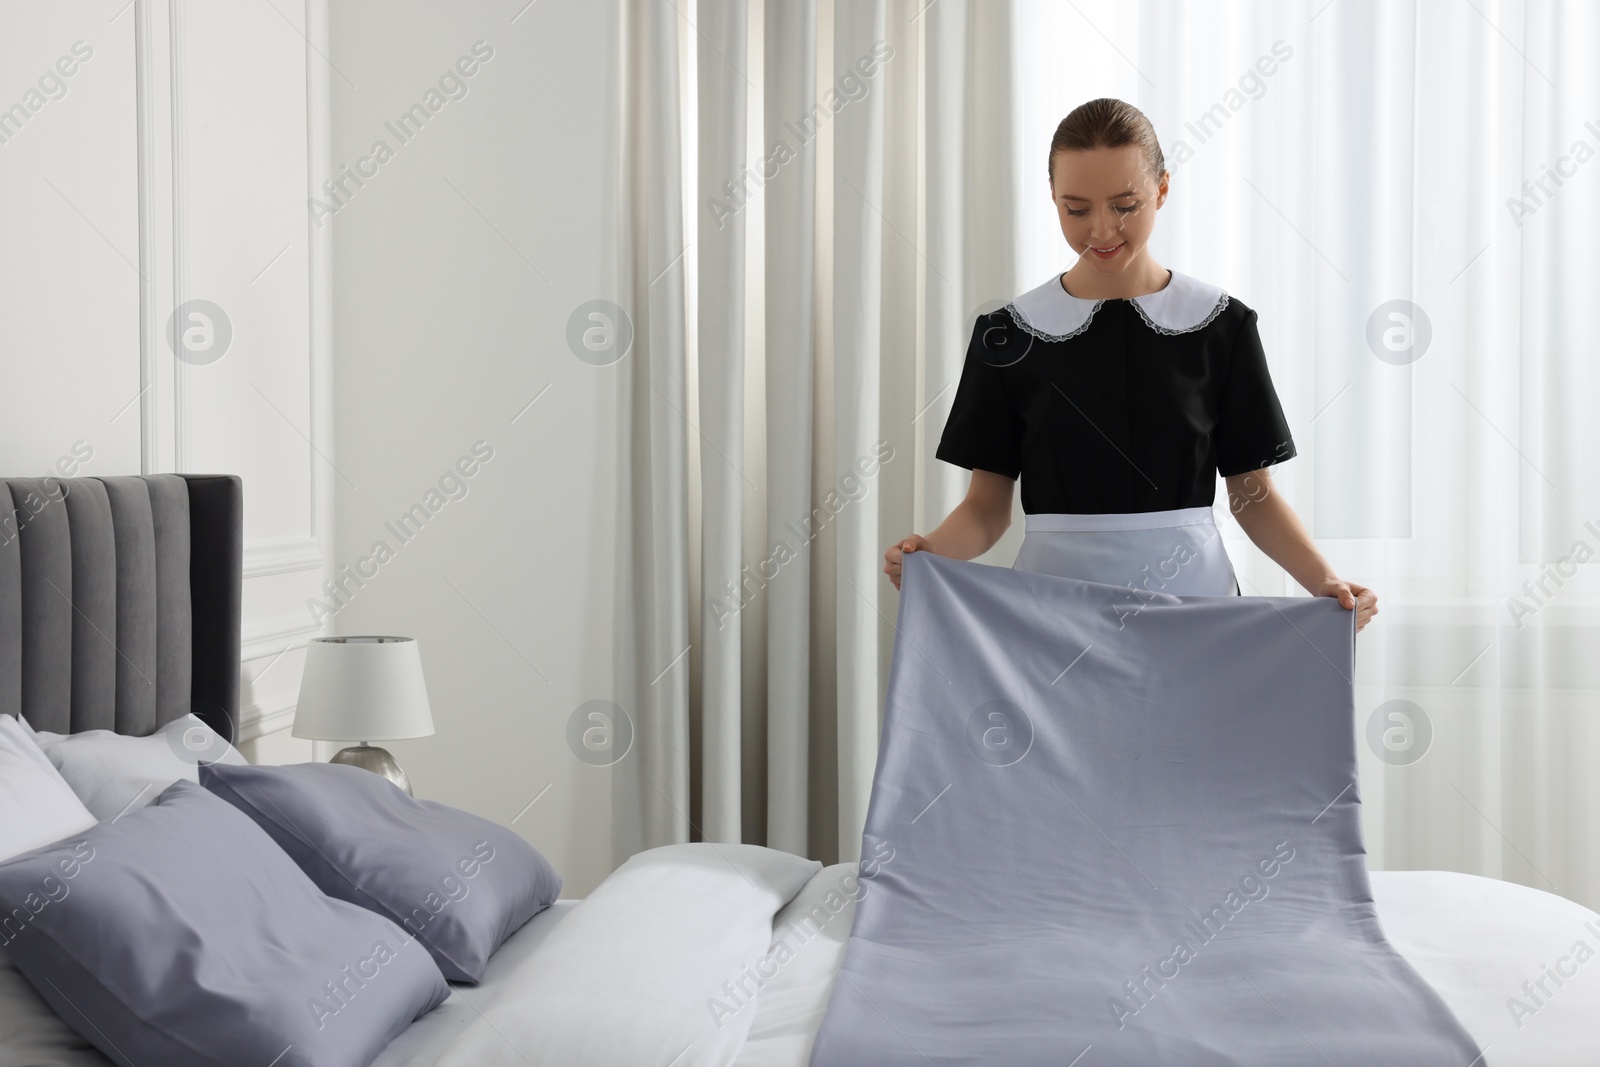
[693, 0, 751, 850]
[829, 0, 891, 867]
[616, 0, 1600, 911]
[760, 0, 819, 859]
[613, 0, 692, 864]
[617, 0, 1021, 868]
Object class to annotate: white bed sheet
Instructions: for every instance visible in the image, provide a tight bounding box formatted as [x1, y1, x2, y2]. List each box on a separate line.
[734, 865, 1600, 1067]
[369, 898, 580, 1066]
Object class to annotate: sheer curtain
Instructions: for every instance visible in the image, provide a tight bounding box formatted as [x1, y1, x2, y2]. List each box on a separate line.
[1010, 0, 1599, 909]
[615, 0, 1600, 910]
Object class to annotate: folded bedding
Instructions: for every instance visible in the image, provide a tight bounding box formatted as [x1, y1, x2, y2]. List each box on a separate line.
[807, 551, 1486, 1066]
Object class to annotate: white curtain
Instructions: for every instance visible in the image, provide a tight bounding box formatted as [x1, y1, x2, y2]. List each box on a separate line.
[616, 0, 1600, 911]
[613, 0, 692, 863]
[614, 0, 1020, 867]
[1010, 0, 1600, 910]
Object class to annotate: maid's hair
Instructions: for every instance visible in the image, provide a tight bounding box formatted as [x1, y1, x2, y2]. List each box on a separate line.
[1048, 98, 1166, 188]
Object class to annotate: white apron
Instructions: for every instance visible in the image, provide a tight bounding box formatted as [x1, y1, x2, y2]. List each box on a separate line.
[1011, 505, 1240, 597]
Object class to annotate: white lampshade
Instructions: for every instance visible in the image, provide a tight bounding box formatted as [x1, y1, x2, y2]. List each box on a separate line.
[292, 636, 435, 742]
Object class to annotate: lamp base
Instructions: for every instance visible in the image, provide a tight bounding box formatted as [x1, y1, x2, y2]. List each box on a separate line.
[329, 743, 412, 796]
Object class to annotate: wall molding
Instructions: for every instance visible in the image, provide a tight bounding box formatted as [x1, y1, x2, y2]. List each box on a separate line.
[237, 0, 332, 754]
[128, 0, 333, 745]
[134, 0, 172, 475]
[239, 0, 332, 751]
[134, 0, 152, 471]
[238, 692, 298, 743]
[242, 612, 321, 661]
[303, 0, 326, 555]
[169, 0, 189, 473]
[243, 536, 323, 577]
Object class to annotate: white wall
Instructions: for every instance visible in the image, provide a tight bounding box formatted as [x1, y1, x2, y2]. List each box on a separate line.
[0, 0, 334, 764]
[1, 10, 142, 478]
[1, 0, 621, 896]
[326, 0, 620, 894]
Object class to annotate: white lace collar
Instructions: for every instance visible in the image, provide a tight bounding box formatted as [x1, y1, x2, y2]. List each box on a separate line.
[1004, 267, 1231, 341]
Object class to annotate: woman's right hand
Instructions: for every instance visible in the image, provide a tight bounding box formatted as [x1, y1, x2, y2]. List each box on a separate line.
[884, 534, 934, 591]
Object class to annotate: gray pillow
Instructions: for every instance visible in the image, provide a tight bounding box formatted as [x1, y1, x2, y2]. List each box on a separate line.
[0, 779, 449, 1067]
[199, 760, 563, 983]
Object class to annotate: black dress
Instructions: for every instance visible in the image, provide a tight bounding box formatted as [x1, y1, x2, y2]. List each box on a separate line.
[935, 267, 1297, 515]
[935, 267, 1297, 597]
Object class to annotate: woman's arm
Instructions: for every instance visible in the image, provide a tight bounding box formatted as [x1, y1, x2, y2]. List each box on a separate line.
[884, 469, 1014, 589]
[925, 470, 1016, 558]
[1224, 467, 1379, 631]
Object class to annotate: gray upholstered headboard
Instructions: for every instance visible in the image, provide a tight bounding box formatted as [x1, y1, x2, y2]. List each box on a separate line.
[0, 474, 242, 743]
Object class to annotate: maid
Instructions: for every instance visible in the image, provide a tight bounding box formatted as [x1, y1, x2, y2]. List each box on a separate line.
[886, 97, 1378, 632]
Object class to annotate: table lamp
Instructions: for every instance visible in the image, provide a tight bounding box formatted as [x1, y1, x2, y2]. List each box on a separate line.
[292, 636, 434, 795]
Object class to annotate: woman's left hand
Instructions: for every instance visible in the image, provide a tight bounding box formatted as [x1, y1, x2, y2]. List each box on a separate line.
[1317, 579, 1378, 633]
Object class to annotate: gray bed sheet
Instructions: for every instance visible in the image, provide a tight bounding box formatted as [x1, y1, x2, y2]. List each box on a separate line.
[808, 551, 1485, 1066]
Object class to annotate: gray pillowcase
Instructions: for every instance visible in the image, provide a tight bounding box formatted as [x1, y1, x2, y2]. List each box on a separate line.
[199, 760, 563, 983]
[0, 778, 449, 1067]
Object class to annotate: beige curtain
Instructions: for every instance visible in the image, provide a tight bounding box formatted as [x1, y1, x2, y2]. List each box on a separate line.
[612, 0, 1021, 867]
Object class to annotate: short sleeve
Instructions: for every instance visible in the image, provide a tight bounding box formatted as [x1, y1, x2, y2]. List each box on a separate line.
[1214, 308, 1297, 477]
[934, 315, 1024, 479]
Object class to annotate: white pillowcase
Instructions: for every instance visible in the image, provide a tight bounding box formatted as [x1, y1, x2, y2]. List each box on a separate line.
[0, 715, 97, 862]
[426, 842, 821, 1065]
[22, 713, 249, 823]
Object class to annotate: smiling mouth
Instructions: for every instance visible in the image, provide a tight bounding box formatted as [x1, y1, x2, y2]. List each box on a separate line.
[1090, 244, 1122, 253]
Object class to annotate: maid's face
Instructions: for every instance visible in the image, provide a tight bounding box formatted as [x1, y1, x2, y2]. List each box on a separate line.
[1049, 145, 1167, 272]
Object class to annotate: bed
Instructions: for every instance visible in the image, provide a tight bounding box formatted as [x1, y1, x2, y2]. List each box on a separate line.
[3, 474, 1597, 1067]
[356, 863, 1598, 1067]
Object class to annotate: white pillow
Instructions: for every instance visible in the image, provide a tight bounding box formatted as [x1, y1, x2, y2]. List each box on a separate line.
[428, 842, 821, 1064]
[0, 715, 97, 862]
[24, 713, 248, 823]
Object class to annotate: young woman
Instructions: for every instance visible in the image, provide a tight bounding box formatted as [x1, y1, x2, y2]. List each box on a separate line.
[885, 98, 1378, 632]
